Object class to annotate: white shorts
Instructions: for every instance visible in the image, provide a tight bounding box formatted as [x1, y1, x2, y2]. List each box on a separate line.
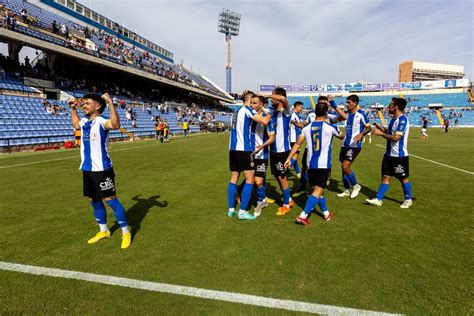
[421, 128, 427, 133]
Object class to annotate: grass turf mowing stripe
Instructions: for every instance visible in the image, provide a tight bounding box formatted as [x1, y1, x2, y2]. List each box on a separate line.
[0, 261, 401, 315]
[374, 144, 474, 175]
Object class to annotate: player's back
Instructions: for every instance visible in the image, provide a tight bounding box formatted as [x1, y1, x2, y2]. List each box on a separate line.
[229, 105, 256, 152]
[302, 121, 340, 169]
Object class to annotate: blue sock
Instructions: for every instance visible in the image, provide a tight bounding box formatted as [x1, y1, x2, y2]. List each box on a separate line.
[402, 181, 412, 200]
[318, 196, 328, 212]
[91, 200, 107, 224]
[303, 195, 319, 214]
[342, 174, 351, 189]
[106, 198, 128, 228]
[227, 183, 237, 208]
[256, 185, 266, 202]
[282, 188, 291, 205]
[347, 172, 358, 186]
[291, 158, 301, 174]
[376, 183, 390, 200]
[240, 183, 254, 211]
[237, 181, 245, 194]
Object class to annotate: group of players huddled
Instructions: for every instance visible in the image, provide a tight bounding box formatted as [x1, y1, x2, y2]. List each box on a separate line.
[227, 88, 412, 225]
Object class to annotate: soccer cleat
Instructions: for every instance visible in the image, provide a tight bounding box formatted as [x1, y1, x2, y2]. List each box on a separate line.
[296, 173, 301, 179]
[276, 205, 291, 216]
[87, 230, 111, 244]
[254, 201, 268, 217]
[237, 212, 257, 220]
[350, 184, 362, 199]
[227, 210, 237, 218]
[121, 232, 132, 249]
[400, 199, 413, 209]
[266, 197, 276, 204]
[295, 216, 310, 225]
[324, 212, 334, 222]
[366, 198, 383, 206]
[289, 199, 295, 208]
[337, 190, 350, 198]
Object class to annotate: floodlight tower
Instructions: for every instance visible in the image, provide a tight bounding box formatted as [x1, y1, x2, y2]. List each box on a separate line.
[218, 9, 241, 94]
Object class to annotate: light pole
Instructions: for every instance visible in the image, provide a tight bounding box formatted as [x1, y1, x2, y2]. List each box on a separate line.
[218, 9, 241, 94]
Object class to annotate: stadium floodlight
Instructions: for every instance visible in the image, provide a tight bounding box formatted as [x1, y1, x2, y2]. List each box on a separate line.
[218, 9, 241, 94]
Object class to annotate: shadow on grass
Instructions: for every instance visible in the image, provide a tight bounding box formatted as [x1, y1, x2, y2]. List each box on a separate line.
[110, 195, 168, 239]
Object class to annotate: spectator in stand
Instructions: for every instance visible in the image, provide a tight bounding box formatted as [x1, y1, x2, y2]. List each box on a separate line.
[131, 108, 137, 128]
[20, 8, 27, 23]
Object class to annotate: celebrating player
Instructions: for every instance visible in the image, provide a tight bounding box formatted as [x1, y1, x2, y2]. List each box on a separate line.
[69, 93, 131, 249]
[337, 95, 371, 199]
[366, 97, 413, 208]
[250, 95, 275, 216]
[289, 101, 305, 178]
[285, 102, 344, 225]
[227, 90, 271, 220]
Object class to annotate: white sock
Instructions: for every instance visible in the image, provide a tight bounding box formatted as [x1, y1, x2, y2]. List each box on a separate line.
[228, 208, 235, 212]
[323, 211, 330, 217]
[99, 224, 108, 232]
[258, 198, 266, 205]
[238, 209, 247, 215]
[121, 226, 130, 234]
[299, 211, 308, 219]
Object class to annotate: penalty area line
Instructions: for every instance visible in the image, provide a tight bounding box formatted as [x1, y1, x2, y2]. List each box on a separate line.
[374, 144, 473, 175]
[0, 261, 401, 315]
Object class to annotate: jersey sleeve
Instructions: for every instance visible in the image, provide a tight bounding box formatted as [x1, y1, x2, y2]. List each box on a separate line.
[283, 107, 293, 117]
[266, 120, 275, 134]
[361, 111, 371, 127]
[328, 113, 338, 124]
[245, 107, 257, 119]
[332, 124, 341, 136]
[79, 117, 88, 127]
[301, 124, 311, 142]
[395, 116, 408, 136]
[97, 116, 108, 129]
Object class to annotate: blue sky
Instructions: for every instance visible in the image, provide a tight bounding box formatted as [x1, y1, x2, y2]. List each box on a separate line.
[78, 0, 472, 92]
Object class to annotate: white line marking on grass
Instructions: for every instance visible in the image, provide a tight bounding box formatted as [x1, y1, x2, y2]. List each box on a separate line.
[374, 144, 474, 175]
[0, 144, 156, 169]
[0, 261, 401, 315]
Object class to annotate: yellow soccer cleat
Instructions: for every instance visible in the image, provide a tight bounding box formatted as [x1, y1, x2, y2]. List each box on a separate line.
[266, 197, 276, 204]
[87, 231, 111, 244]
[276, 205, 291, 216]
[121, 232, 132, 249]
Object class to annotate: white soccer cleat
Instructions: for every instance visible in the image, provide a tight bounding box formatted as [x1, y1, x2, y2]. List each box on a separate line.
[400, 199, 413, 209]
[337, 190, 350, 198]
[350, 184, 362, 199]
[253, 200, 269, 217]
[366, 198, 383, 206]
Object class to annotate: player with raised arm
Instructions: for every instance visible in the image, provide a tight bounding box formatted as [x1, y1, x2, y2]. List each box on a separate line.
[250, 95, 275, 216]
[284, 102, 344, 225]
[227, 90, 272, 220]
[337, 95, 371, 199]
[289, 101, 305, 178]
[69, 93, 131, 249]
[366, 98, 413, 208]
[267, 87, 295, 216]
[294, 95, 346, 197]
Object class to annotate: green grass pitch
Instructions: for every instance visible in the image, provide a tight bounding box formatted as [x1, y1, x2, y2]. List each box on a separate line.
[0, 128, 473, 314]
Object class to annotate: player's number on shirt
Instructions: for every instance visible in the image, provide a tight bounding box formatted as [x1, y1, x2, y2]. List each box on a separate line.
[313, 132, 320, 152]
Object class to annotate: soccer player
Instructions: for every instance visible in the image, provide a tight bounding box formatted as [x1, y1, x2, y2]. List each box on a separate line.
[366, 97, 413, 208]
[421, 116, 429, 139]
[337, 95, 371, 199]
[295, 95, 346, 196]
[289, 101, 305, 178]
[182, 119, 189, 138]
[68, 93, 131, 249]
[250, 95, 275, 216]
[227, 90, 271, 220]
[284, 102, 344, 225]
[267, 87, 295, 215]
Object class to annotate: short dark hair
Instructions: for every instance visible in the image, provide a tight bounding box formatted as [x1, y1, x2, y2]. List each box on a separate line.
[346, 94, 359, 104]
[241, 90, 255, 102]
[273, 87, 287, 98]
[84, 93, 106, 114]
[293, 101, 303, 107]
[315, 102, 328, 117]
[251, 94, 266, 104]
[393, 97, 407, 111]
[317, 95, 328, 102]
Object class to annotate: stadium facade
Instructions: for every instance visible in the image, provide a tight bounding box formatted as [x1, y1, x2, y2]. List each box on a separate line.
[399, 60, 465, 82]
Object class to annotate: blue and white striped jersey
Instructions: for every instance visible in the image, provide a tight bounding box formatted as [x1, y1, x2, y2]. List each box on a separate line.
[251, 114, 275, 160]
[229, 106, 258, 152]
[79, 115, 112, 172]
[290, 112, 302, 142]
[306, 111, 339, 124]
[386, 115, 409, 157]
[270, 107, 293, 153]
[343, 109, 370, 148]
[302, 121, 341, 169]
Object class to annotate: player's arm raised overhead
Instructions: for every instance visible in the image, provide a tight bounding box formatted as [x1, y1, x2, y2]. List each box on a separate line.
[266, 94, 290, 110]
[284, 134, 305, 169]
[68, 97, 80, 130]
[328, 94, 347, 121]
[102, 93, 121, 130]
